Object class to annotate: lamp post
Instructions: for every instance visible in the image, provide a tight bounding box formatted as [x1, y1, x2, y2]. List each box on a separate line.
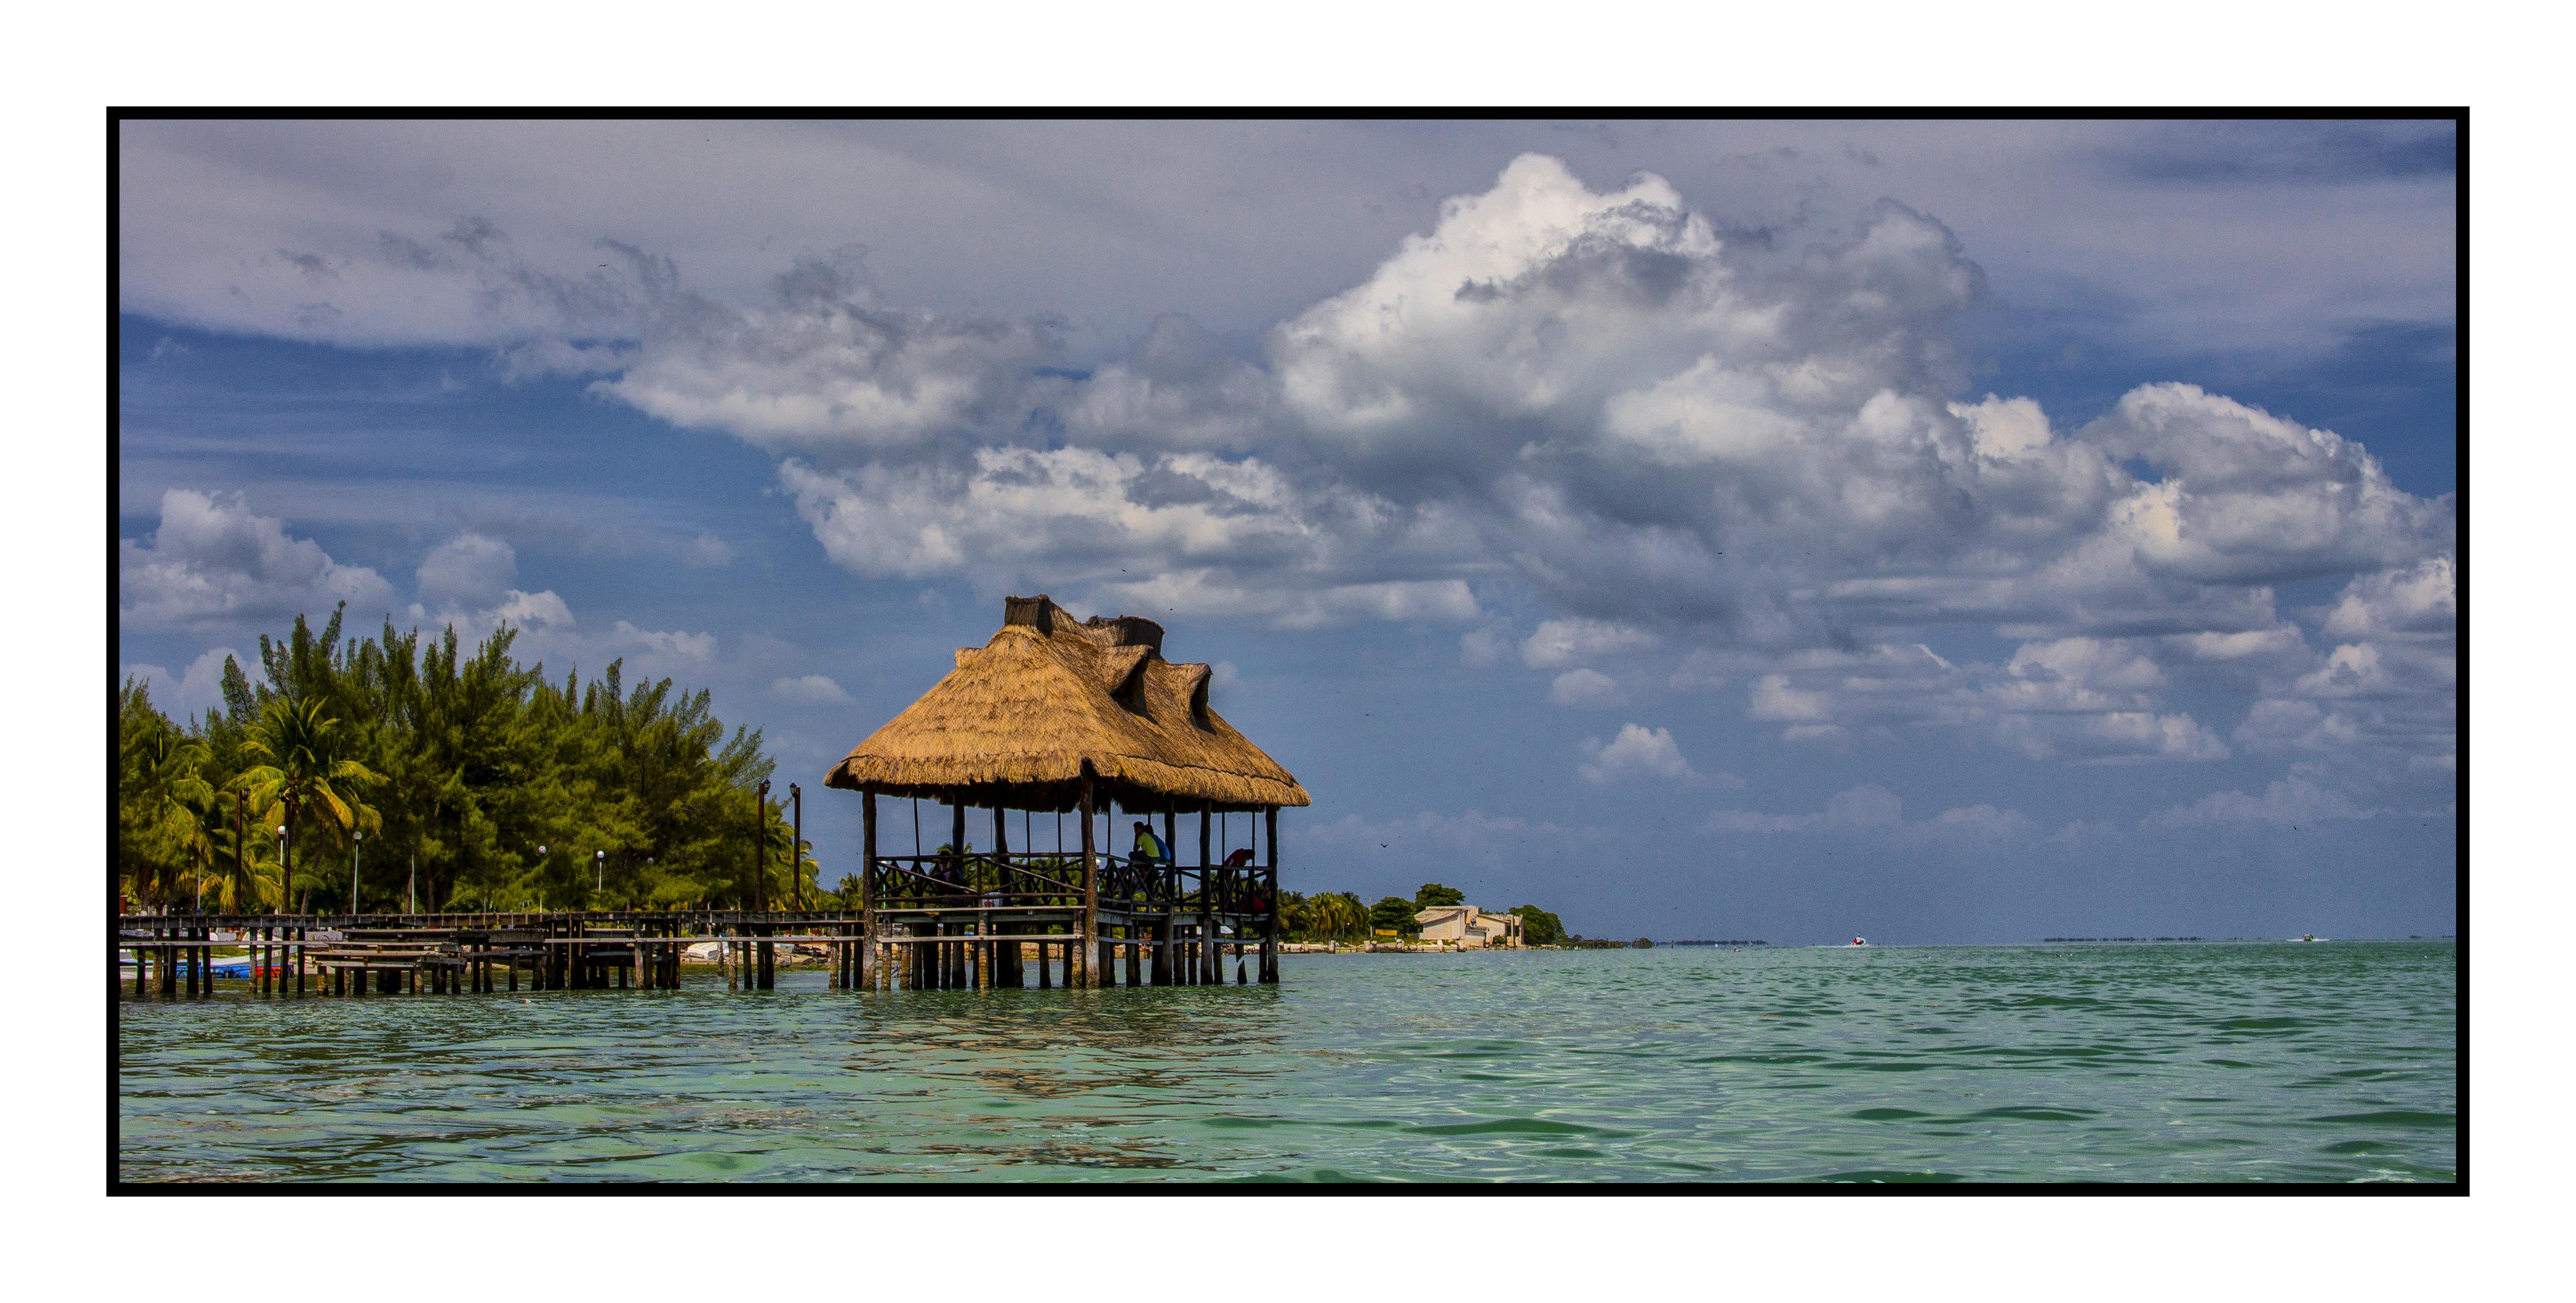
[275, 825, 289, 915]
[349, 829, 363, 915]
[789, 782, 803, 913]
[595, 849, 606, 904]
[538, 845, 548, 915]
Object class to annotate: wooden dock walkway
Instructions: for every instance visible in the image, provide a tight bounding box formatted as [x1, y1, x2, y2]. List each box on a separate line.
[115, 872, 1279, 1000]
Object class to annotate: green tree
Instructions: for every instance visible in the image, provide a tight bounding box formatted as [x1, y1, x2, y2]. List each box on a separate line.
[239, 697, 385, 911]
[1414, 882, 1465, 908]
[118, 679, 215, 912]
[1509, 904, 1567, 946]
[1369, 895, 1423, 939]
[115, 605, 788, 921]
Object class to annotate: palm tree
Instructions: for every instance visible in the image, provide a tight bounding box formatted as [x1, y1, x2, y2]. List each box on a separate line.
[239, 697, 384, 911]
[123, 732, 214, 911]
[201, 816, 283, 913]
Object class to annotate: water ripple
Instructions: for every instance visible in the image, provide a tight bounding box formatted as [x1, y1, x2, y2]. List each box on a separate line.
[118, 941, 2455, 1182]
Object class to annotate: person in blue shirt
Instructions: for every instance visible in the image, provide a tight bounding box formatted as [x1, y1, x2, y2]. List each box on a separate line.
[1130, 820, 1172, 867]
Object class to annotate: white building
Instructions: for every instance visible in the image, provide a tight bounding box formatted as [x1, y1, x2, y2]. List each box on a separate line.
[1414, 904, 1525, 948]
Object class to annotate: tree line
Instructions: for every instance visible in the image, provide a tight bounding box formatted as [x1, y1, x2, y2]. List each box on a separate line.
[1274, 883, 1568, 945]
[118, 604, 813, 915]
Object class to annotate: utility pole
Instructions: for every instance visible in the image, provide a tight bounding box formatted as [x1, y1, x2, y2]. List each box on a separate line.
[409, 851, 417, 915]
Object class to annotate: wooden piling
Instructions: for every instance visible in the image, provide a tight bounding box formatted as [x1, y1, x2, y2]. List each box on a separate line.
[1078, 776, 1098, 987]
[861, 792, 878, 992]
[1263, 806, 1281, 983]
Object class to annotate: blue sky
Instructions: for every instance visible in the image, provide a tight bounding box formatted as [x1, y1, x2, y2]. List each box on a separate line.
[117, 119, 2456, 943]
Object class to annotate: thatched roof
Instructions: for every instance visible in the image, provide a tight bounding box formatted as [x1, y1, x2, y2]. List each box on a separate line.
[824, 594, 1309, 812]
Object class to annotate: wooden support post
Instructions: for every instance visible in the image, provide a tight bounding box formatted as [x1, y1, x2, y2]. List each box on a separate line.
[1263, 807, 1281, 983]
[1126, 924, 1142, 987]
[1077, 775, 1098, 988]
[1200, 906, 1216, 985]
[861, 793, 878, 992]
[951, 799, 967, 886]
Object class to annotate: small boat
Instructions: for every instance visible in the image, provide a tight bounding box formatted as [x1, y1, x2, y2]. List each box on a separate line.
[1848, 937, 1868, 947]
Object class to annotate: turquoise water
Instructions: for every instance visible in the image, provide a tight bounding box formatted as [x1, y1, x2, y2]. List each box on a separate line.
[116, 942, 2456, 1183]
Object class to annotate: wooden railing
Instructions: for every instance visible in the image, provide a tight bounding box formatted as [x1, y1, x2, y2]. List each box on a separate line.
[862, 853, 1276, 917]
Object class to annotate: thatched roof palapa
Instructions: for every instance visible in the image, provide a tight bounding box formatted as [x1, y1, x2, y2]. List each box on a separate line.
[824, 595, 1309, 813]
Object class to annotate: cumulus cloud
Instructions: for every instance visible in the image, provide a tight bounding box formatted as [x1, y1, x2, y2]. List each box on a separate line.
[608, 620, 714, 661]
[1577, 724, 1705, 785]
[412, 586, 574, 633]
[416, 532, 517, 608]
[771, 674, 853, 704]
[1709, 784, 2031, 838]
[2146, 766, 2372, 828]
[1740, 639, 2232, 763]
[124, 647, 242, 720]
[124, 148, 2452, 778]
[2320, 555, 2453, 638]
[1522, 618, 1659, 669]
[120, 489, 392, 630]
[1549, 668, 1626, 708]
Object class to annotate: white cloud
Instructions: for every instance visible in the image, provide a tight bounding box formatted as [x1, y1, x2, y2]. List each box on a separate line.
[2320, 555, 2454, 638]
[1548, 668, 1625, 708]
[771, 674, 853, 705]
[2146, 767, 2371, 828]
[124, 647, 241, 720]
[1930, 804, 2036, 837]
[609, 620, 714, 661]
[416, 532, 516, 608]
[113, 142, 2455, 781]
[120, 489, 392, 631]
[1577, 724, 1703, 785]
[1709, 784, 2032, 839]
[1522, 618, 1658, 669]
[685, 534, 735, 568]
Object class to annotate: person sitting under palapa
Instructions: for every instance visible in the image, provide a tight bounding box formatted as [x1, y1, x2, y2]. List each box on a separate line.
[1130, 820, 1174, 868]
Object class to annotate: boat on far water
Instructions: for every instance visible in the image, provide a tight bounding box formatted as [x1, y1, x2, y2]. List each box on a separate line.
[1849, 937, 1868, 947]
[2292, 933, 2326, 942]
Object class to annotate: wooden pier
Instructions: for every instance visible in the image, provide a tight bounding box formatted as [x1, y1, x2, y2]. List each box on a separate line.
[115, 866, 1276, 997]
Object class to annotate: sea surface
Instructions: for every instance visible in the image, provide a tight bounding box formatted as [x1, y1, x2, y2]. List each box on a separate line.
[116, 941, 2456, 1183]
